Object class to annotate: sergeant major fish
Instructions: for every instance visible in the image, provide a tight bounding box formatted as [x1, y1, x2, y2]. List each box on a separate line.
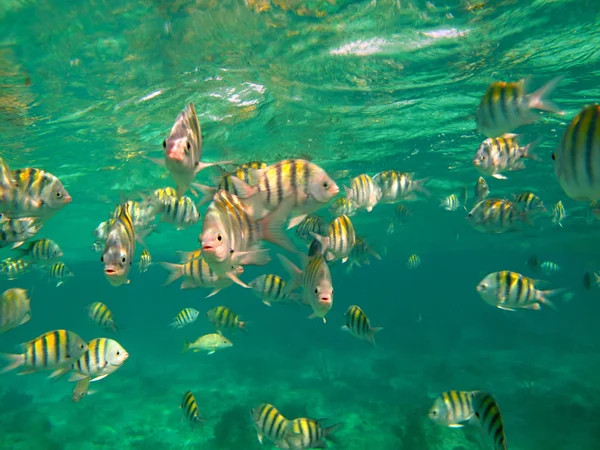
[249, 403, 292, 448]
[467, 199, 532, 233]
[341, 305, 383, 345]
[170, 308, 200, 329]
[206, 306, 247, 334]
[248, 274, 299, 306]
[101, 203, 136, 287]
[311, 214, 356, 263]
[286, 417, 342, 450]
[181, 390, 205, 425]
[344, 174, 382, 212]
[473, 135, 540, 180]
[373, 171, 431, 204]
[86, 302, 119, 333]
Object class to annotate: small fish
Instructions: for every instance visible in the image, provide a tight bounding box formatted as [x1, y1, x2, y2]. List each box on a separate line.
[101, 203, 136, 287]
[0, 288, 31, 333]
[553, 104, 600, 201]
[248, 274, 298, 306]
[279, 253, 334, 323]
[472, 392, 508, 450]
[0, 258, 30, 280]
[552, 200, 566, 227]
[14, 238, 63, 264]
[48, 262, 74, 287]
[562, 291, 576, 302]
[476, 77, 563, 137]
[473, 135, 540, 180]
[341, 305, 383, 345]
[526, 255, 539, 272]
[467, 199, 531, 233]
[215, 161, 268, 196]
[476, 271, 562, 311]
[295, 215, 328, 241]
[540, 261, 560, 275]
[71, 376, 92, 403]
[474, 176, 490, 204]
[139, 249, 151, 273]
[181, 390, 205, 425]
[373, 171, 431, 204]
[583, 272, 599, 290]
[249, 403, 291, 447]
[286, 417, 343, 450]
[183, 333, 233, 355]
[387, 204, 411, 234]
[344, 174, 382, 212]
[407, 254, 421, 269]
[86, 302, 118, 333]
[90, 241, 104, 253]
[311, 214, 356, 263]
[153, 195, 200, 230]
[0, 329, 88, 375]
[513, 192, 546, 219]
[345, 237, 381, 272]
[206, 306, 247, 334]
[0, 217, 41, 249]
[440, 194, 463, 211]
[111, 200, 155, 235]
[328, 197, 357, 217]
[170, 308, 200, 329]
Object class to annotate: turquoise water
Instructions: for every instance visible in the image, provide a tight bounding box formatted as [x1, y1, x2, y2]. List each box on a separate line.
[2, 0, 600, 448]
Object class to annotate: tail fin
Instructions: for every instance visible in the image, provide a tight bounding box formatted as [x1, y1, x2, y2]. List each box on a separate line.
[183, 340, 191, 352]
[239, 321, 249, 334]
[369, 327, 384, 346]
[343, 185, 354, 201]
[160, 262, 183, 286]
[260, 197, 297, 254]
[528, 76, 564, 115]
[537, 288, 565, 311]
[523, 136, 543, 161]
[413, 177, 432, 196]
[321, 422, 344, 444]
[277, 254, 303, 294]
[191, 182, 217, 207]
[0, 353, 24, 374]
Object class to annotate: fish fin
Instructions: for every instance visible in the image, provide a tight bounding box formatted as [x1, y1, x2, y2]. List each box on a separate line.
[229, 176, 258, 199]
[48, 367, 70, 381]
[11, 241, 25, 249]
[497, 306, 517, 311]
[321, 422, 343, 444]
[183, 340, 190, 352]
[89, 374, 109, 382]
[226, 271, 250, 288]
[231, 248, 270, 266]
[369, 327, 384, 345]
[205, 288, 222, 298]
[309, 232, 330, 254]
[190, 182, 217, 207]
[260, 197, 298, 253]
[277, 254, 303, 294]
[412, 177, 432, 196]
[0, 353, 24, 374]
[257, 433, 264, 444]
[340, 325, 350, 333]
[341, 256, 348, 263]
[68, 372, 91, 382]
[176, 250, 202, 263]
[194, 160, 233, 176]
[448, 424, 466, 428]
[159, 262, 183, 286]
[180, 278, 199, 289]
[527, 75, 565, 115]
[537, 288, 564, 310]
[344, 185, 354, 201]
[308, 312, 317, 319]
[262, 299, 272, 306]
[287, 214, 308, 230]
[523, 136, 543, 161]
[146, 156, 166, 167]
[207, 350, 215, 355]
[239, 321, 249, 334]
[366, 206, 373, 212]
[492, 173, 507, 180]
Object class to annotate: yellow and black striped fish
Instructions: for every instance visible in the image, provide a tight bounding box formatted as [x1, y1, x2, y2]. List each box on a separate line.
[60, 338, 128, 382]
[473, 135, 540, 180]
[387, 204, 411, 235]
[0, 257, 30, 280]
[373, 170, 430, 204]
[429, 390, 478, 427]
[467, 198, 529, 233]
[342, 305, 383, 345]
[0, 288, 31, 333]
[346, 237, 382, 272]
[476, 77, 563, 138]
[205, 306, 247, 333]
[407, 254, 421, 269]
[181, 390, 204, 425]
[86, 302, 118, 333]
[0, 218, 41, 249]
[328, 197, 357, 217]
[139, 249, 151, 273]
[217, 161, 268, 195]
[552, 200, 566, 227]
[170, 308, 200, 329]
[48, 262, 74, 287]
[248, 273, 298, 306]
[15, 238, 63, 263]
[295, 215, 328, 241]
[472, 391, 507, 450]
[102, 202, 136, 287]
[513, 192, 546, 218]
[345, 174, 381, 212]
[0, 329, 88, 375]
[154, 195, 200, 230]
[249, 403, 290, 446]
[314, 214, 356, 263]
[286, 417, 342, 450]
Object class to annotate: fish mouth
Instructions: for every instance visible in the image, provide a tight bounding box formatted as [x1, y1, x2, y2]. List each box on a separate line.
[63, 195, 73, 204]
[104, 268, 117, 275]
[202, 245, 213, 251]
[166, 148, 185, 162]
[319, 297, 332, 304]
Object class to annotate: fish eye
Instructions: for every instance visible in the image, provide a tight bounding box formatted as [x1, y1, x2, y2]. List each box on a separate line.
[121, 256, 127, 264]
[162, 139, 166, 148]
[551, 153, 556, 161]
[55, 191, 62, 198]
[431, 410, 438, 416]
[217, 235, 222, 241]
[186, 141, 191, 151]
[100, 256, 104, 262]
[322, 181, 329, 189]
[116, 351, 121, 356]
[79, 344, 85, 349]
[314, 288, 318, 294]
[468, 213, 472, 217]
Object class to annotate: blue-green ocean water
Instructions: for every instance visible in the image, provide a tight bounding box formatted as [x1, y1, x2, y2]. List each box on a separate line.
[2, 0, 600, 449]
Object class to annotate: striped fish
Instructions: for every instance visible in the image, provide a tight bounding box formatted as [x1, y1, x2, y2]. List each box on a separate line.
[312, 214, 356, 263]
[341, 305, 383, 345]
[476, 270, 562, 311]
[102, 202, 136, 287]
[14, 238, 63, 263]
[295, 215, 328, 241]
[139, 249, 151, 273]
[111, 200, 155, 235]
[229, 159, 340, 229]
[170, 308, 200, 329]
[472, 391, 508, 450]
[440, 194, 462, 211]
[206, 306, 246, 334]
[344, 174, 381, 212]
[216, 161, 268, 196]
[0, 217, 41, 249]
[373, 170, 431, 204]
[474, 177, 490, 204]
[387, 204, 411, 235]
[346, 237, 381, 272]
[153, 195, 200, 230]
[0, 257, 30, 280]
[476, 77, 563, 138]
[86, 302, 118, 333]
[249, 403, 291, 447]
[473, 135, 540, 180]
[526, 255, 539, 272]
[407, 254, 421, 269]
[286, 417, 342, 450]
[153, 186, 177, 202]
[278, 253, 334, 323]
[181, 390, 204, 425]
[0, 288, 31, 333]
[48, 262, 74, 287]
[71, 376, 92, 403]
[467, 198, 530, 233]
[429, 390, 478, 427]
[248, 274, 298, 306]
[54, 337, 129, 382]
[541, 261, 560, 275]
[513, 192, 546, 219]
[552, 200, 566, 227]
[328, 197, 357, 217]
[0, 329, 88, 375]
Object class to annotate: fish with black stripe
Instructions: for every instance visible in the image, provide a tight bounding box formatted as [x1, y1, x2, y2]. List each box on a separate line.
[387, 204, 411, 234]
[249, 403, 292, 447]
[229, 159, 340, 229]
[551, 200, 566, 227]
[170, 308, 200, 329]
[111, 200, 156, 236]
[467, 198, 532, 233]
[513, 191, 546, 219]
[139, 249, 151, 273]
[476, 76, 563, 138]
[47, 262, 74, 287]
[328, 197, 357, 217]
[341, 305, 383, 345]
[407, 254, 421, 269]
[0, 288, 31, 333]
[86, 302, 119, 333]
[345, 237, 382, 273]
[473, 135, 541, 180]
[181, 390, 205, 425]
[152, 194, 200, 230]
[344, 174, 381, 212]
[0, 329, 88, 375]
[0, 257, 30, 280]
[215, 161, 268, 196]
[0, 217, 41, 249]
[50, 337, 129, 382]
[295, 215, 328, 242]
[476, 270, 562, 311]
[472, 391, 508, 450]
[248, 273, 299, 306]
[373, 170, 431, 204]
[206, 306, 247, 334]
[14, 238, 63, 264]
[101, 202, 136, 287]
[286, 417, 342, 450]
[311, 214, 356, 263]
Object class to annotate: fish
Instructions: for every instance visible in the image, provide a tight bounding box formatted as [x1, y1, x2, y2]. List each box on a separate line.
[278, 253, 334, 323]
[229, 159, 340, 228]
[475, 77, 563, 137]
[407, 254, 421, 269]
[553, 104, 600, 201]
[344, 174, 382, 212]
[0, 217, 41, 249]
[111, 200, 155, 235]
[51, 338, 129, 382]
[295, 215, 328, 241]
[101, 202, 136, 287]
[286, 417, 342, 450]
[387, 204, 411, 234]
[513, 192, 546, 219]
[14, 238, 63, 263]
[86, 302, 118, 333]
[215, 161, 268, 196]
[583, 272, 598, 290]
[47, 262, 74, 287]
[467, 198, 531, 233]
[440, 194, 464, 211]
[181, 390, 205, 425]
[150, 103, 229, 198]
[183, 333, 233, 355]
[206, 306, 247, 334]
[199, 190, 295, 288]
[476, 271, 562, 311]
[93, 220, 113, 242]
[71, 376, 92, 403]
[152, 195, 200, 230]
[552, 200, 566, 227]
[0, 288, 31, 333]
[139, 249, 151, 273]
[248, 274, 298, 306]
[170, 308, 200, 329]
[328, 197, 357, 217]
[474, 177, 490, 204]
[373, 171, 431, 204]
[526, 255, 539, 272]
[249, 403, 292, 447]
[585, 200, 600, 224]
[345, 237, 382, 272]
[311, 214, 356, 263]
[341, 305, 383, 345]
[472, 135, 540, 180]
[0, 258, 30, 280]
[472, 391, 508, 450]
[0, 329, 88, 375]
[540, 261, 560, 275]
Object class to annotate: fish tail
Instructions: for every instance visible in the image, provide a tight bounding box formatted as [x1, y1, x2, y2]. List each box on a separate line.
[260, 197, 298, 254]
[523, 136, 543, 161]
[321, 422, 344, 444]
[309, 232, 330, 254]
[528, 75, 564, 115]
[277, 254, 303, 294]
[239, 321, 249, 334]
[369, 327, 384, 345]
[413, 177, 432, 196]
[0, 352, 24, 374]
[537, 288, 565, 310]
[183, 340, 191, 352]
[159, 262, 183, 286]
[190, 182, 217, 207]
